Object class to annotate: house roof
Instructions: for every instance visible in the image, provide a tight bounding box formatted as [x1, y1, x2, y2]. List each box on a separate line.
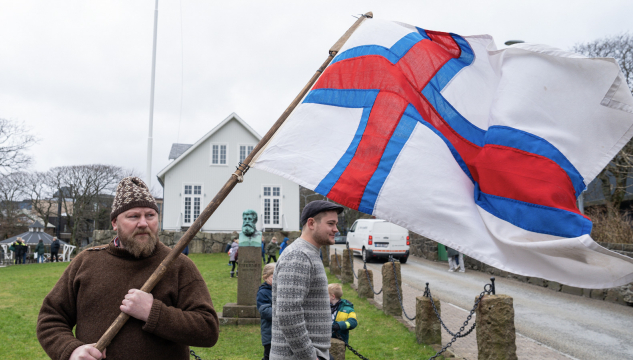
[30, 221, 44, 228]
[0, 231, 69, 246]
[168, 143, 193, 160]
[156, 113, 261, 186]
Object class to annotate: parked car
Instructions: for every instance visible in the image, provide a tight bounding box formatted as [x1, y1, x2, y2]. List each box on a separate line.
[334, 233, 347, 244]
[346, 219, 410, 263]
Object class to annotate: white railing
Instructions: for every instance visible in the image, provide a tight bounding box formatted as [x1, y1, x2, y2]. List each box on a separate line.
[62, 244, 76, 262]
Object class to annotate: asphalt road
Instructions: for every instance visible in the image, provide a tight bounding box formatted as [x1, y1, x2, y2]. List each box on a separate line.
[331, 244, 633, 360]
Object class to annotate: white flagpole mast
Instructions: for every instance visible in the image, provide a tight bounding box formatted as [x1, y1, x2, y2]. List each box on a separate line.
[146, 0, 159, 189]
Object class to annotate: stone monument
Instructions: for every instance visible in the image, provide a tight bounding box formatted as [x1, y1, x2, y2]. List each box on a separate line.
[238, 209, 262, 247]
[221, 210, 263, 325]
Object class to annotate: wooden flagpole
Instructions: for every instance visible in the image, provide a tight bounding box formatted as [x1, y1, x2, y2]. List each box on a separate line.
[95, 11, 373, 352]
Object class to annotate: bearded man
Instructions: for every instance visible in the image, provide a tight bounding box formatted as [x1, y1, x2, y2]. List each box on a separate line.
[271, 200, 343, 360]
[37, 177, 219, 360]
[239, 209, 262, 247]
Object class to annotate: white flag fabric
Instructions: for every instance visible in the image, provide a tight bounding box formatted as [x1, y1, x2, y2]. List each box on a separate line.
[253, 18, 633, 288]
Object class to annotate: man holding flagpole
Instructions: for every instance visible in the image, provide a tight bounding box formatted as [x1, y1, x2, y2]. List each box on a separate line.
[37, 177, 219, 360]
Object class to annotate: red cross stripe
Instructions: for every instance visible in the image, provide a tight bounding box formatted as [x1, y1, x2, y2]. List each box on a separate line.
[313, 31, 582, 217]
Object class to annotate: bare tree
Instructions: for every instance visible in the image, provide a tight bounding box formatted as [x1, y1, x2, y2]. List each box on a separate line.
[0, 118, 36, 174]
[573, 33, 633, 216]
[23, 171, 57, 230]
[50, 165, 124, 246]
[0, 172, 28, 239]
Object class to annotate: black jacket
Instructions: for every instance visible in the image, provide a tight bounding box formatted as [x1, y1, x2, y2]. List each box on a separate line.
[51, 240, 61, 252]
[256, 282, 272, 345]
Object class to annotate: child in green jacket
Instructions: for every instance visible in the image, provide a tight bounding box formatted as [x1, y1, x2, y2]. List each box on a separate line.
[329, 283, 358, 344]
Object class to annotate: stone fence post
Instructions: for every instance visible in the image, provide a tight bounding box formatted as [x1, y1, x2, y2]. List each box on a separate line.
[382, 261, 402, 316]
[416, 295, 441, 345]
[476, 294, 517, 360]
[330, 338, 346, 360]
[357, 269, 374, 299]
[341, 249, 354, 284]
[321, 245, 330, 267]
[330, 254, 342, 276]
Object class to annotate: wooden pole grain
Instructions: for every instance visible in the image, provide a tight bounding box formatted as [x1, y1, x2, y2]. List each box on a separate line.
[94, 11, 373, 352]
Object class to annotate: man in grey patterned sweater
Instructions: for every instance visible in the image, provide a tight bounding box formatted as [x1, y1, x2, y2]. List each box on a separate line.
[271, 200, 344, 360]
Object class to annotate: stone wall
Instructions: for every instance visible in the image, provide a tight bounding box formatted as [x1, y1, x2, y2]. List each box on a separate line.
[85, 229, 302, 254]
[408, 232, 438, 261]
[598, 242, 633, 258]
[461, 244, 633, 307]
[405, 233, 633, 308]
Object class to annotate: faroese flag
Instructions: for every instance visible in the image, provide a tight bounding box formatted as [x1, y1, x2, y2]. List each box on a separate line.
[253, 18, 633, 288]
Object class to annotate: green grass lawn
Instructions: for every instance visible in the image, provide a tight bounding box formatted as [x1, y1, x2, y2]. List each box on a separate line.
[0, 253, 439, 359]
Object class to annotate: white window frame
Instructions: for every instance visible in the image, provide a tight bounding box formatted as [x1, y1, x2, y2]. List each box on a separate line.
[182, 183, 203, 226]
[210, 143, 228, 166]
[261, 185, 282, 229]
[237, 144, 255, 164]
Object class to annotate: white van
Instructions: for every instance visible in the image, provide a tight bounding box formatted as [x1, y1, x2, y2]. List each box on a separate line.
[346, 219, 410, 263]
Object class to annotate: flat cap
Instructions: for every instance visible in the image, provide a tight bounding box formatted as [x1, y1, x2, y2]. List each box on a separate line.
[301, 200, 344, 226]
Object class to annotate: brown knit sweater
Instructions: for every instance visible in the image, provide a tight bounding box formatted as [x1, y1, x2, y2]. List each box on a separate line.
[37, 239, 219, 360]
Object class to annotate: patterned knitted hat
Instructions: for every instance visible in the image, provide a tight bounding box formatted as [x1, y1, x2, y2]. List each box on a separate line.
[110, 176, 159, 221]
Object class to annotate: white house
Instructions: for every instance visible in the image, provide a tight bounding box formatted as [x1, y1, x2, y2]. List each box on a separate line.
[157, 113, 300, 232]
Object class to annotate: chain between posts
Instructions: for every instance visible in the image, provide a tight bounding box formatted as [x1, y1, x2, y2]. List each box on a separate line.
[334, 249, 342, 270]
[362, 259, 382, 295]
[425, 278, 495, 360]
[389, 256, 415, 321]
[335, 333, 370, 360]
[189, 350, 203, 360]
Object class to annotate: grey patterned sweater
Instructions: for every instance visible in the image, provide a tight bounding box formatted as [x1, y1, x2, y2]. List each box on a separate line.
[271, 238, 330, 360]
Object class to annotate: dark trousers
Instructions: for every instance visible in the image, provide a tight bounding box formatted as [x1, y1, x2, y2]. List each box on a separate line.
[51, 251, 60, 262]
[230, 261, 237, 277]
[263, 344, 271, 360]
[15, 255, 22, 264]
[266, 255, 277, 263]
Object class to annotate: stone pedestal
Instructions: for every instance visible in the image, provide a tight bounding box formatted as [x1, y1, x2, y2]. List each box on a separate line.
[237, 246, 262, 306]
[321, 245, 330, 267]
[222, 303, 260, 318]
[341, 249, 354, 284]
[382, 261, 402, 316]
[330, 254, 342, 275]
[476, 294, 517, 360]
[330, 338, 346, 360]
[220, 246, 262, 326]
[416, 296, 441, 345]
[357, 269, 374, 299]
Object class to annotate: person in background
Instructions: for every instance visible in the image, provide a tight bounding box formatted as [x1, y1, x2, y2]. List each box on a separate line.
[266, 237, 280, 263]
[447, 246, 465, 273]
[229, 239, 239, 278]
[22, 239, 29, 264]
[50, 237, 61, 262]
[225, 239, 233, 266]
[182, 244, 189, 256]
[262, 240, 266, 264]
[328, 283, 357, 344]
[257, 263, 276, 360]
[278, 237, 289, 256]
[36, 239, 46, 263]
[12, 239, 22, 265]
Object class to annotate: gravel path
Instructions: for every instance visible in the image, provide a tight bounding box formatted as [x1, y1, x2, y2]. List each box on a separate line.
[330, 245, 633, 360]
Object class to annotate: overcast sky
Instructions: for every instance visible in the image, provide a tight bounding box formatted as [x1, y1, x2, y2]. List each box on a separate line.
[2, 0, 632, 192]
